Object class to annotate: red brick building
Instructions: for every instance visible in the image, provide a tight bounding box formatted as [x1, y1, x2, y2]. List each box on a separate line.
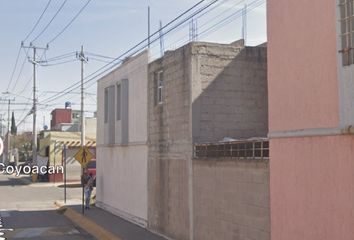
[50, 109, 72, 130]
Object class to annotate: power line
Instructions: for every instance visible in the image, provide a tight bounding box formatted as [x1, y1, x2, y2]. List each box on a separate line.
[6, 46, 22, 92]
[40, 0, 216, 104]
[47, 0, 92, 45]
[83, 0, 219, 80]
[41, 0, 263, 105]
[87, 56, 113, 64]
[40, 90, 96, 95]
[40, 59, 77, 67]
[17, 76, 32, 96]
[199, 0, 265, 39]
[45, 51, 76, 62]
[85, 52, 117, 60]
[23, 0, 53, 42]
[10, 48, 31, 92]
[16, 91, 33, 127]
[31, 0, 68, 43]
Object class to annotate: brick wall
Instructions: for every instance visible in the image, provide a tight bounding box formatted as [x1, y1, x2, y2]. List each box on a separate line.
[50, 109, 72, 130]
[193, 158, 270, 240]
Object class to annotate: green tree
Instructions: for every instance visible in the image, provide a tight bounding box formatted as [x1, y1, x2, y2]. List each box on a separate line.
[11, 111, 17, 135]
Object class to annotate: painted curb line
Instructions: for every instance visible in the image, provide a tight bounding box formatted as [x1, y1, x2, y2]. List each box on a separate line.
[55, 202, 121, 240]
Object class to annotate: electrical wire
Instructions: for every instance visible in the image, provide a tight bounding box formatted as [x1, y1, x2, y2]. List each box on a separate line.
[23, 0, 52, 42]
[40, 0, 218, 104]
[199, 0, 265, 39]
[17, 76, 32, 96]
[31, 0, 68, 43]
[45, 51, 76, 62]
[148, 0, 246, 58]
[40, 0, 265, 105]
[11, 48, 31, 92]
[85, 52, 117, 60]
[16, 91, 32, 127]
[149, 0, 263, 59]
[40, 59, 77, 67]
[87, 56, 113, 64]
[47, 0, 92, 45]
[6, 46, 22, 92]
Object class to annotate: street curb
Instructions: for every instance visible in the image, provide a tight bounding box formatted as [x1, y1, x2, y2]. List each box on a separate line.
[55, 202, 121, 240]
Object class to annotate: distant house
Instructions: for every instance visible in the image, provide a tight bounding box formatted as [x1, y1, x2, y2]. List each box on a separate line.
[39, 107, 97, 182]
[51, 108, 72, 130]
[96, 50, 149, 226]
[39, 131, 96, 182]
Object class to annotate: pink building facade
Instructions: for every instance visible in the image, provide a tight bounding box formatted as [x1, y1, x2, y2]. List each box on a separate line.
[268, 0, 354, 240]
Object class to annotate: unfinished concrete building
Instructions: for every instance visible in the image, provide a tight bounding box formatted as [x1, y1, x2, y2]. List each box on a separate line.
[147, 40, 269, 240]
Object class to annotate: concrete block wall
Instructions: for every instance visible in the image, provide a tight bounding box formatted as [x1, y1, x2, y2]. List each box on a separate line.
[191, 43, 268, 142]
[147, 41, 269, 240]
[148, 45, 193, 240]
[193, 159, 270, 240]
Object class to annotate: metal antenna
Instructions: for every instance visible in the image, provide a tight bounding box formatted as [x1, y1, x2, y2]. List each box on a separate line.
[159, 20, 165, 57]
[242, 4, 247, 45]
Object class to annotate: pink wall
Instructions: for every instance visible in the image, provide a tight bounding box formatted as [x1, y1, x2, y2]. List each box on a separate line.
[268, 0, 354, 239]
[268, 0, 339, 132]
[270, 136, 354, 240]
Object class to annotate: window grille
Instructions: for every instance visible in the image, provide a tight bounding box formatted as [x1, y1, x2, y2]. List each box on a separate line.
[194, 139, 269, 160]
[339, 0, 354, 66]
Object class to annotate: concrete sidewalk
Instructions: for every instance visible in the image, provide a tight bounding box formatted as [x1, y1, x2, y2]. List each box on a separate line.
[57, 203, 167, 240]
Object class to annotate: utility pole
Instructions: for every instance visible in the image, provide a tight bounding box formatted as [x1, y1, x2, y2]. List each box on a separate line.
[22, 42, 48, 166]
[77, 45, 88, 215]
[32, 46, 37, 166]
[77, 46, 88, 148]
[7, 100, 10, 165]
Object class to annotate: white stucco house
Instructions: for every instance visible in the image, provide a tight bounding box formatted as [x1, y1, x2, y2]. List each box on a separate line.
[96, 50, 149, 226]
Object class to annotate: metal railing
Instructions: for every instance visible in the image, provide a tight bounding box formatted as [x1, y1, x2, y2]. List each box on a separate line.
[194, 138, 269, 159]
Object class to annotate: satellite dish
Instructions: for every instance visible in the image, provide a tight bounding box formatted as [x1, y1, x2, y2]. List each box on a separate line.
[0, 137, 3, 156]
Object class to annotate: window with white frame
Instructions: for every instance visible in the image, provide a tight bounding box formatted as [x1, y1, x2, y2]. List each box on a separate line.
[154, 70, 163, 105]
[339, 0, 354, 66]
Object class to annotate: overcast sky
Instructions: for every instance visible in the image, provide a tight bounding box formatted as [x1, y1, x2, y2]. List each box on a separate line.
[0, 0, 266, 133]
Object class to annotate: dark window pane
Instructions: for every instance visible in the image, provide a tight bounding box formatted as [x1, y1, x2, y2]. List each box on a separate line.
[341, 19, 347, 34]
[116, 84, 121, 121]
[340, 4, 346, 19]
[342, 35, 348, 49]
[104, 88, 108, 123]
[347, 2, 352, 16]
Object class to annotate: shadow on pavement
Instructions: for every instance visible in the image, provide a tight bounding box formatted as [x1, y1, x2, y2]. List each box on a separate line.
[0, 175, 31, 186]
[67, 204, 167, 240]
[0, 209, 94, 239]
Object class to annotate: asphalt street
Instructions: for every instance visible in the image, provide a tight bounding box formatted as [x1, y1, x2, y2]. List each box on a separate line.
[0, 173, 94, 239]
